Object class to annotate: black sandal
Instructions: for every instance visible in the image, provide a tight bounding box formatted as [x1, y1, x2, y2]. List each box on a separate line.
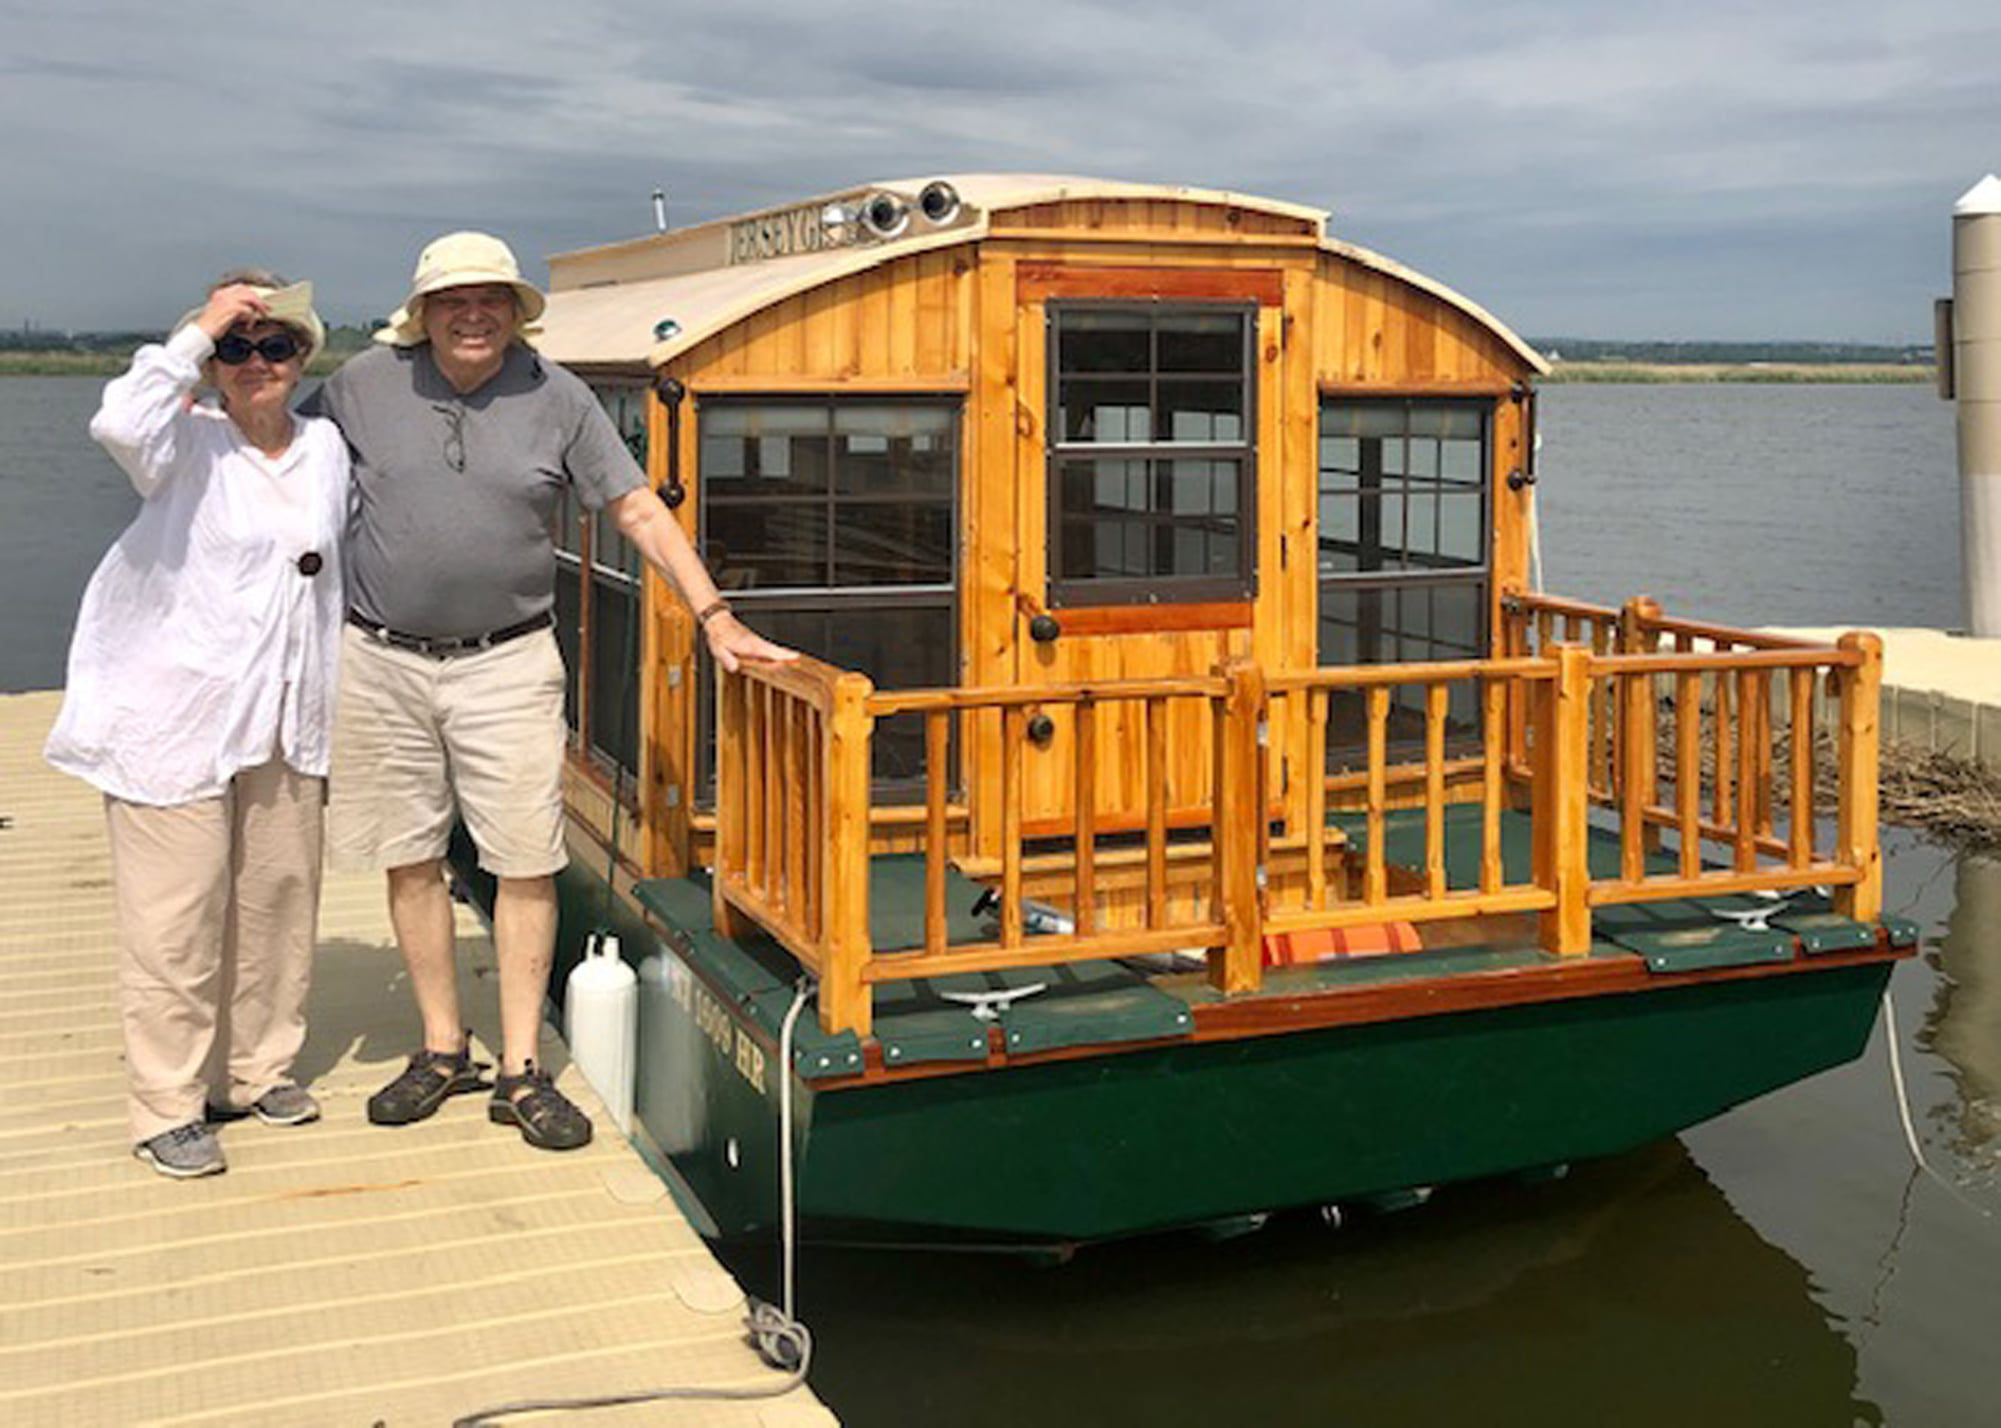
[367, 1038, 489, 1126]
[489, 1062, 593, 1151]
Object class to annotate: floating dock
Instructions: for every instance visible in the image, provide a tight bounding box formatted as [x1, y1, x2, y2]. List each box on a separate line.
[1774, 626, 2001, 769]
[0, 691, 833, 1428]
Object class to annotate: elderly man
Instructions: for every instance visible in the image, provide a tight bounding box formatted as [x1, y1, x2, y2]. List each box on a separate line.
[310, 232, 789, 1150]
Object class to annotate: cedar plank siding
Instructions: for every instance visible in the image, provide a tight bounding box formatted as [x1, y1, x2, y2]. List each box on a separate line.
[620, 194, 1536, 871]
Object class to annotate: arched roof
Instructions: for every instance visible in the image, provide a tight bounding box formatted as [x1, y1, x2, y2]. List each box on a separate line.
[534, 175, 1548, 375]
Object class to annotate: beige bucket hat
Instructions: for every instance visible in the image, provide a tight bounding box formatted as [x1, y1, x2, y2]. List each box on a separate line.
[374, 231, 546, 347]
[173, 280, 327, 362]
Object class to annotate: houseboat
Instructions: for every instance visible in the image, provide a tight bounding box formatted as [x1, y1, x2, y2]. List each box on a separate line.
[497, 175, 1913, 1248]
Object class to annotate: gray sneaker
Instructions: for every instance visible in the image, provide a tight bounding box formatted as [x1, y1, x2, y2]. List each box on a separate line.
[134, 1122, 226, 1179]
[252, 1084, 320, 1126]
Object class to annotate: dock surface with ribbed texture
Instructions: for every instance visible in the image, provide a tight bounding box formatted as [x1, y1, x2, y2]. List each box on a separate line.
[0, 690, 833, 1428]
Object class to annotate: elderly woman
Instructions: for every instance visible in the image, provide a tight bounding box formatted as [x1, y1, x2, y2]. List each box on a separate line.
[46, 272, 350, 1178]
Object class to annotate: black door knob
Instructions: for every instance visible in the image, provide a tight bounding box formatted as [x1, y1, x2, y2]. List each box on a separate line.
[1028, 612, 1062, 643]
[1026, 713, 1056, 746]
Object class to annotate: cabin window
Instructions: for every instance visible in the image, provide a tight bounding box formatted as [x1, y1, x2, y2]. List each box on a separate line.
[551, 382, 650, 799]
[1046, 305, 1256, 606]
[1317, 398, 1490, 767]
[697, 398, 961, 792]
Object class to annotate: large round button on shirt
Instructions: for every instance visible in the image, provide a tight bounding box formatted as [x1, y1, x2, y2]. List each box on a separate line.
[296, 551, 323, 576]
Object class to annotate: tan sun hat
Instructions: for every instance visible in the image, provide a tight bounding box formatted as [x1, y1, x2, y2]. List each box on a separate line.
[374, 231, 546, 347]
[173, 279, 327, 362]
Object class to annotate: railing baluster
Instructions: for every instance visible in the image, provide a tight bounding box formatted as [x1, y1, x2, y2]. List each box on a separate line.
[1074, 697, 1097, 938]
[1307, 688, 1330, 909]
[746, 681, 768, 895]
[1620, 669, 1650, 882]
[1001, 704, 1025, 949]
[1676, 669, 1701, 878]
[1735, 668, 1759, 871]
[1788, 668, 1814, 869]
[805, 706, 822, 939]
[1753, 670, 1775, 838]
[1425, 682, 1447, 899]
[1712, 670, 1734, 835]
[925, 710, 949, 955]
[782, 695, 804, 917]
[1481, 677, 1504, 895]
[1146, 695, 1168, 929]
[1365, 685, 1388, 904]
[1590, 622, 1612, 802]
[713, 669, 753, 941]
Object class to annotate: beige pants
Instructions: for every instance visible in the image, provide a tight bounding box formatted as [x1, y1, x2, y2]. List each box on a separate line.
[106, 757, 324, 1143]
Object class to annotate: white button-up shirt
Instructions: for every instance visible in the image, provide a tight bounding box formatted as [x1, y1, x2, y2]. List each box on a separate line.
[45, 327, 351, 805]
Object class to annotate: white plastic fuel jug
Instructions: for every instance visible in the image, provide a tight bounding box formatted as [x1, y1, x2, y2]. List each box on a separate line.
[564, 932, 637, 1134]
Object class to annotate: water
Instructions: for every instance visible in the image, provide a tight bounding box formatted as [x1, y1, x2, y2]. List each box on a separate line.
[5, 378, 1997, 1426]
[1537, 382, 1964, 630]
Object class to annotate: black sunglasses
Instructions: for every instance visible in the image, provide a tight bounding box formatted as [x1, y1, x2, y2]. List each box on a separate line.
[214, 332, 303, 365]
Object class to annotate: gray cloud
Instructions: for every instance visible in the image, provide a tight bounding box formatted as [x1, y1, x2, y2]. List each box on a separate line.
[1, 0, 1992, 340]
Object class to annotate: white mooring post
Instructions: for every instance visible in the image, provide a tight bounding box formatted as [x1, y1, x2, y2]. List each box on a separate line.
[1953, 175, 2001, 636]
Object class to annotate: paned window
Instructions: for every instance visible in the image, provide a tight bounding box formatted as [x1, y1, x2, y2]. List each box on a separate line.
[698, 399, 961, 791]
[553, 382, 649, 796]
[1048, 306, 1255, 605]
[1317, 398, 1491, 768]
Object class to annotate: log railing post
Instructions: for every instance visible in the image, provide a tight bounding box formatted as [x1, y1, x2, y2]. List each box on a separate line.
[1536, 645, 1594, 955]
[712, 668, 756, 942]
[1211, 659, 1266, 995]
[820, 671, 877, 1036]
[1499, 587, 1531, 782]
[1621, 596, 1663, 853]
[1834, 631, 1883, 924]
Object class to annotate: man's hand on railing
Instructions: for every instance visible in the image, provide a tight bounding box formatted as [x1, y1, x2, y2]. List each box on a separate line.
[705, 609, 800, 674]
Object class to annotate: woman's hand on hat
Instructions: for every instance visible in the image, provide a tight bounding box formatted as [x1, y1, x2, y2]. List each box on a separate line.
[193, 284, 270, 341]
[703, 610, 799, 674]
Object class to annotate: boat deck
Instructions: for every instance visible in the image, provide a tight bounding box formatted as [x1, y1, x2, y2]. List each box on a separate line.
[634, 806, 1917, 1088]
[0, 691, 834, 1428]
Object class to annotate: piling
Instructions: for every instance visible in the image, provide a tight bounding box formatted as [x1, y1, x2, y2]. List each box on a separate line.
[1952, 174, 2001, 635]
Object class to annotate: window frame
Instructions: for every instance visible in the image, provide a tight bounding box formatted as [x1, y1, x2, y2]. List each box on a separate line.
[1044, 301, 1259, 608]
[693, 393, 965, 801]
[554, 379, 651, 804]
[1315, 394, 1495, 770]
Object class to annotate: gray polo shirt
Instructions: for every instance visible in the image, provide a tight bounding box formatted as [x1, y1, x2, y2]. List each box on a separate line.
[307, 343, 645, 638]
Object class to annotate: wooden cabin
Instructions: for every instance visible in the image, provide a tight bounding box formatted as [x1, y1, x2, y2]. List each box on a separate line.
[533, 176, 1885, 1038]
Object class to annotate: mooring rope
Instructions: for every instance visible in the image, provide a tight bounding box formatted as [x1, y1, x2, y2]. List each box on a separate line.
[1879, 985, 1993, 1222]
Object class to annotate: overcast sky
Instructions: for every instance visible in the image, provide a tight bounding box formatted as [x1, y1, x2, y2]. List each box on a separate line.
[5, 0, 1995, 343]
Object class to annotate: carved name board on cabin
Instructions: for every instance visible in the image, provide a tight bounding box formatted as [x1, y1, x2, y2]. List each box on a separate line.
[729, 202, 849, 265]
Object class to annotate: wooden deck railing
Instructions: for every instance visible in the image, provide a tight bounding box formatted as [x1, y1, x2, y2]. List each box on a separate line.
[1502, 592, 1882, 935]
[716, 601, 1885, 1035]
[1264, 659, 1559, 933]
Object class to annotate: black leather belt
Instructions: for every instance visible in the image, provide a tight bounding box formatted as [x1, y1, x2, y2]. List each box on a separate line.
[346, 609, 553, 657]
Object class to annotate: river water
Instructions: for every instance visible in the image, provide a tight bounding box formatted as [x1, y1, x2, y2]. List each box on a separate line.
[4, 378, 1996, 1426]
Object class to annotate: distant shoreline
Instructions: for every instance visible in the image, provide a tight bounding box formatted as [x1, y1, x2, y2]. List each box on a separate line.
[1541, 360, 1934, 385]
[0, 351, 1938, 385]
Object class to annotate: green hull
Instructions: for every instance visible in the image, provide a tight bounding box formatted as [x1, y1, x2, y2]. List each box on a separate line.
[516, 850, 1893, 1247]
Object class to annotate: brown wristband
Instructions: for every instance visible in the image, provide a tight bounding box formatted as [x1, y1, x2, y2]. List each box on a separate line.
[695, 599, 732, 627]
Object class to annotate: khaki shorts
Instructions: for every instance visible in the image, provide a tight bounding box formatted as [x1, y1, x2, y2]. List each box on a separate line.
[330, 625, 568, 878]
